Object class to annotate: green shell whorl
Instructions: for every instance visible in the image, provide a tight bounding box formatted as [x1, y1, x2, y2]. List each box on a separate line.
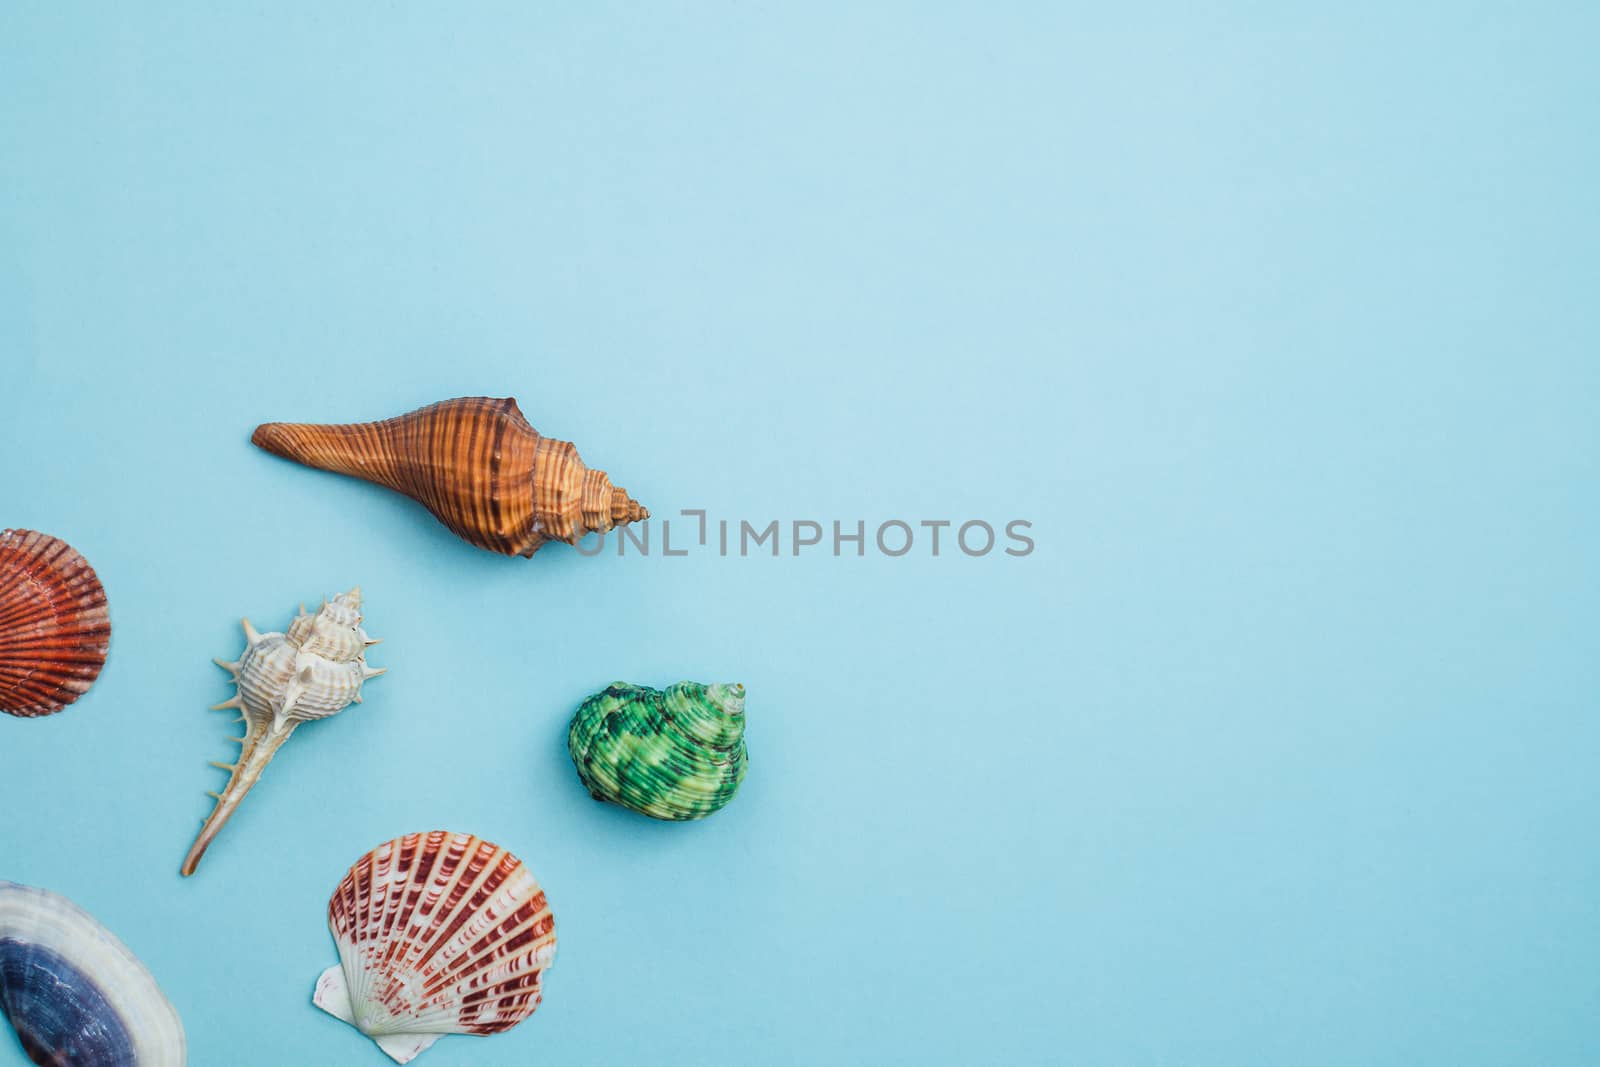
[567, 681, 748, 820]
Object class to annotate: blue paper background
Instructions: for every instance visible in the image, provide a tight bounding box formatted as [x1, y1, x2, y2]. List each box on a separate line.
[2, 4, 1597, 1064]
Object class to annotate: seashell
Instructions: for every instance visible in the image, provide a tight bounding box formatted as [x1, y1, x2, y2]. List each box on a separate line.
[0, 529, 110, 718]
[568, 681, 748, 820]
[180, 588, 384, 877]
[0, 881, 186, 1065]
[251, 396, 649, 558]
[313, 831, 557, 1064]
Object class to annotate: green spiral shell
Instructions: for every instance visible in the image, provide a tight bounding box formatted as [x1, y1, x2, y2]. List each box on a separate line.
[567, 681, 748, 820]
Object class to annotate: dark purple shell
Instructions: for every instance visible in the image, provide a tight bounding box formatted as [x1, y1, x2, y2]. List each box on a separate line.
[0, 884, 185, 1065]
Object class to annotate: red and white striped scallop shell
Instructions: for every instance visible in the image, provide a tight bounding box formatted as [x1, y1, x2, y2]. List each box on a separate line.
[0, 529, 110, 718]
[313, 831, 558, 1064]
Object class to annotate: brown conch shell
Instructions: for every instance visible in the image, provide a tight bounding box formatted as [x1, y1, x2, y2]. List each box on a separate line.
[251, 396, 648, 557]
[0, 529, 110, 718]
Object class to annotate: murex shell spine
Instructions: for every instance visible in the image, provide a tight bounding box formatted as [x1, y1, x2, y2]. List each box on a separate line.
[180, 588, 384, 877]
[4, 384, 756, 1063]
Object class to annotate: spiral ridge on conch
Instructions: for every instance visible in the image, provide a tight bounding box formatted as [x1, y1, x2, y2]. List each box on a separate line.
[0, 529, 110, 718]
[568, 682, 749, 821]
[251, 396, 647, 558]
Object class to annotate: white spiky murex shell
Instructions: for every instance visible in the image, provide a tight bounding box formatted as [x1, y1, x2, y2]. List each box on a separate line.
[313, 831, 558, 1064]
[180, 587, 385, 876]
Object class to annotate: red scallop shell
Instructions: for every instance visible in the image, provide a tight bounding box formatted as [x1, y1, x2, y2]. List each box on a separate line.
[318, 831, 557, 1061]
[0, 529, 110, 718]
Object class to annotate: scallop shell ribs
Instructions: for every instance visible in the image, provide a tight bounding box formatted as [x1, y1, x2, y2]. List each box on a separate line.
[568, 681, 749, 820]
[0, 529, 110, 718]
[313, 831, 557, 1064]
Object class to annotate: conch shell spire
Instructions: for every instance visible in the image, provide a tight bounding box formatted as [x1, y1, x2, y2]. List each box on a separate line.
[251, 396, 648, 558]
[181, 702, 296, 877]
